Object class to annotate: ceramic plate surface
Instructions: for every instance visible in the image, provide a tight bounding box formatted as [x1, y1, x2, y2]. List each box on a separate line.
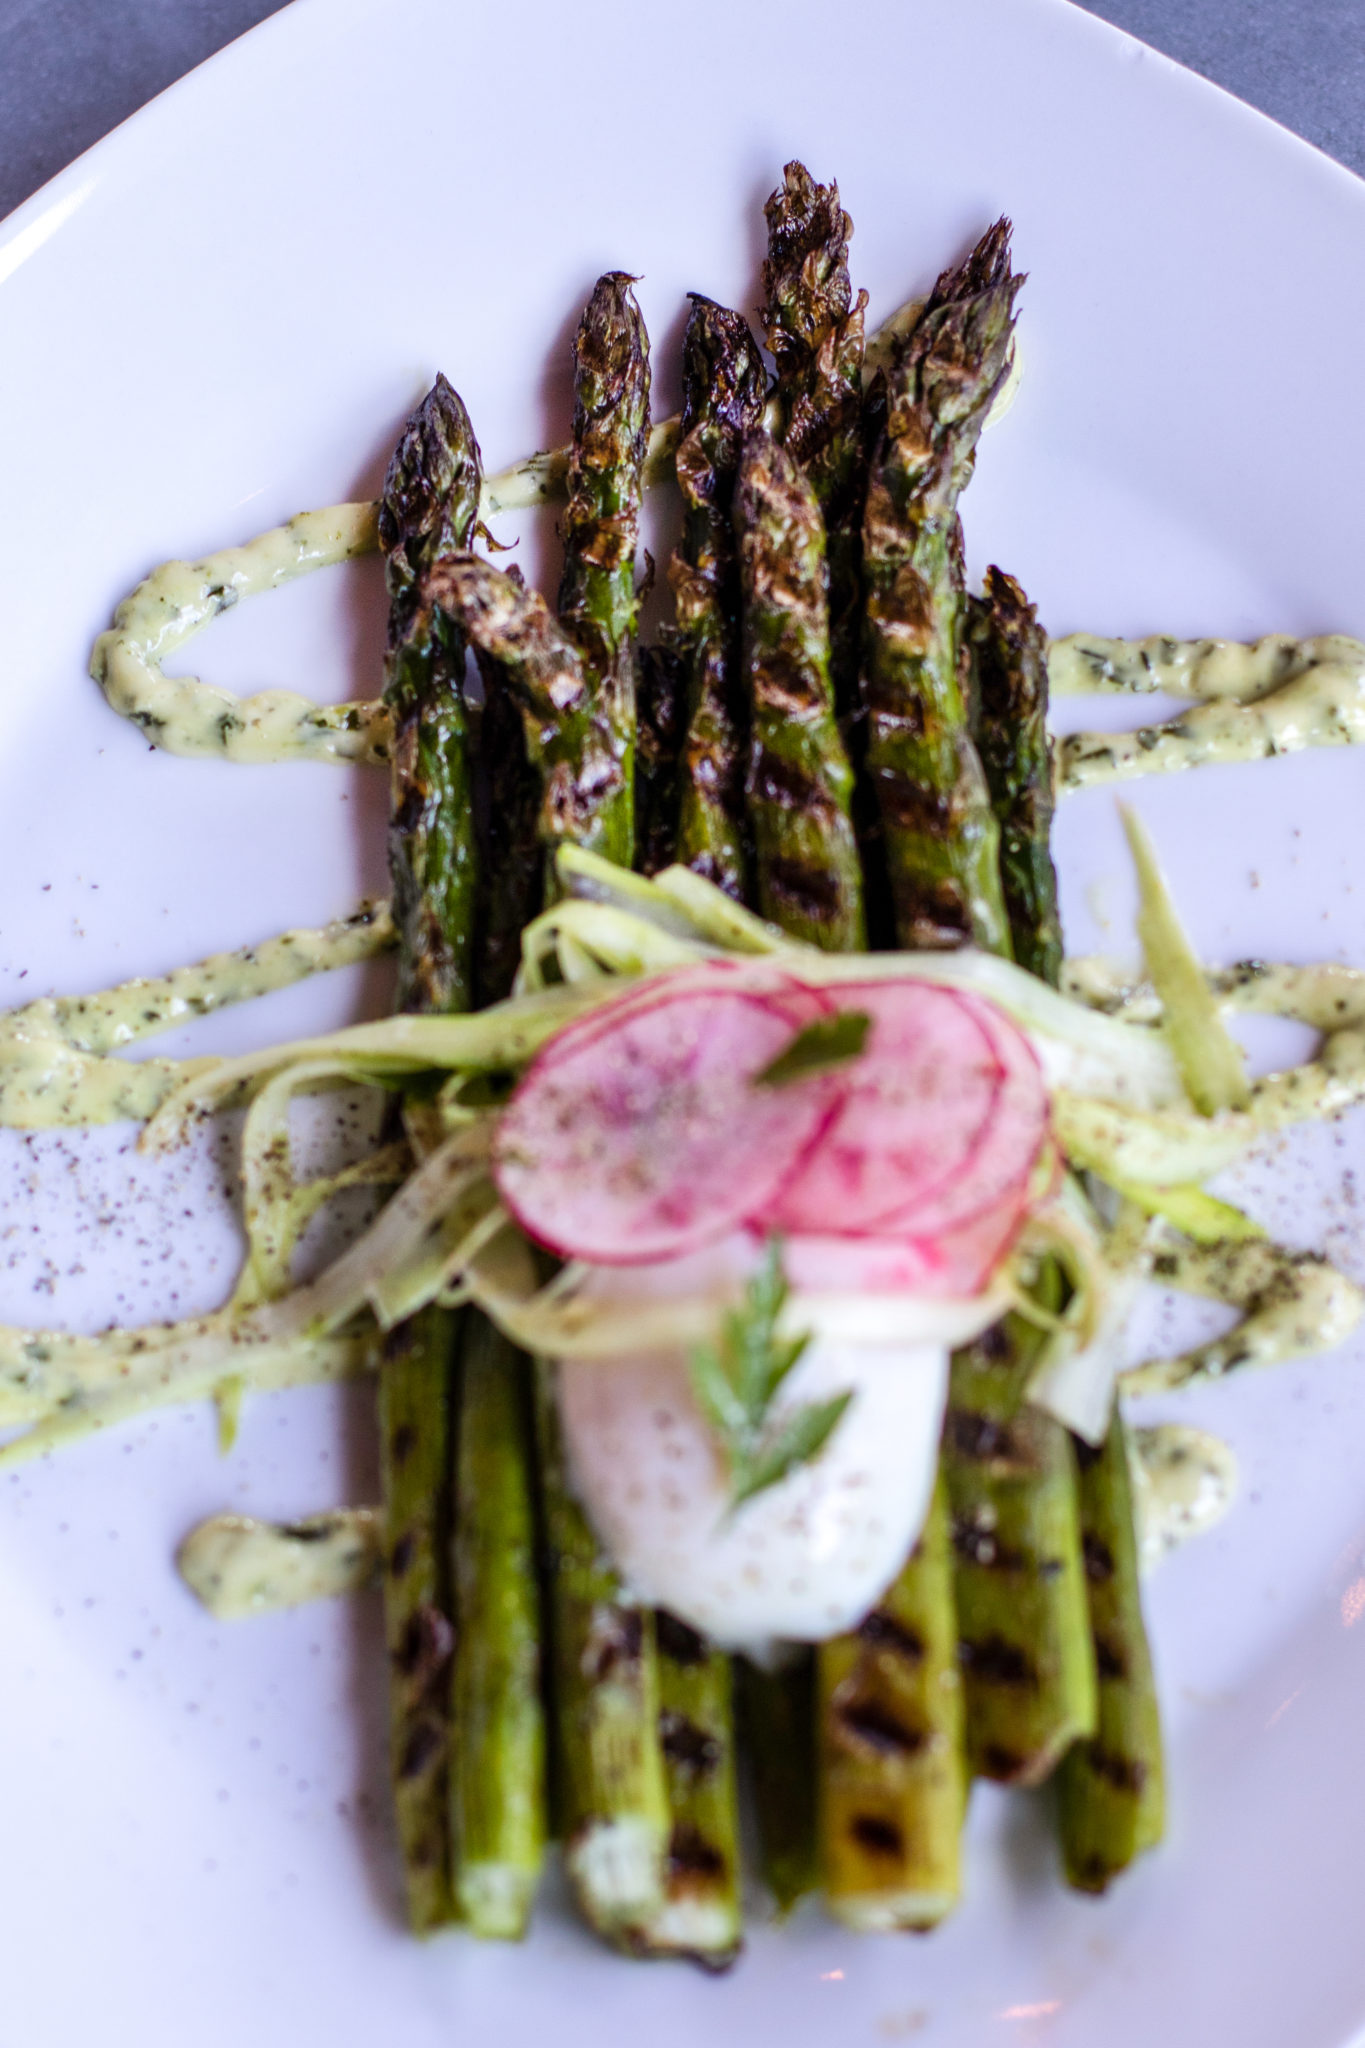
[2, 1, 1364, 2042]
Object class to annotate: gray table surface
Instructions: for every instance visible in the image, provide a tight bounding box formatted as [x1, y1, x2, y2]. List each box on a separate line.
[1, 0, 1363, 225]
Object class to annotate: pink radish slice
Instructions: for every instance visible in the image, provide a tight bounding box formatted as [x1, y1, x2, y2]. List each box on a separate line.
[756, 981, 1006, 1239]
[494, 980, 839, 1265]
[860, 991, 1049, 1241]
[781, 1188, 1030, 1299]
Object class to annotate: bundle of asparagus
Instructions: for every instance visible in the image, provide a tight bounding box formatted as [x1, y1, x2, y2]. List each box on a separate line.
[369, 160, 1165, 1960]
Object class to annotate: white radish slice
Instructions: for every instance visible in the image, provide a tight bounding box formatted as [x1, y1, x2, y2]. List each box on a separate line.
[493, 979, 837, 1265]
[861, 991, 1049, 1240]
[757, 981, 1005, 1238]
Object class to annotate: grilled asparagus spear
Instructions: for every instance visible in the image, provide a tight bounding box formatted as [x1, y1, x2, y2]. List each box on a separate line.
[945, 1339, 1096, 1785]
[762, 161, 868, 720]
[381, 374, 481, 1017]
[420, 556, 626, 870]
[669, 296, 767, 898]
[818, 1473, 965, 1928]
[736, 1651, 819, 1913]
[650, 1613, 743, 1967]
[557, 271, 651, 863]
[854, 235, 1096, 1790]
[440, 282, 670, 1948]
[862, 221, 1020, 953]
[534, 1365, 670, 1939]
[731, 419, 867, 1906]
[639, 333, 771, 1952]
[376, 376, 482, 1932]
[469, 597, 545, 1009]
[451, 1315, 546, 1936]
[735, 428, 865, 951]
[1056, 1418, 1165, 1890]
[636, 642, 684, 875]
[967, 559, 1155, 1827]
[968, 567, 1062, 987]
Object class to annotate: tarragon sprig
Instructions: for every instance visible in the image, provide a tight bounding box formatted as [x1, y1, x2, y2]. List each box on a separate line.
[688, 1238, 853, 1510]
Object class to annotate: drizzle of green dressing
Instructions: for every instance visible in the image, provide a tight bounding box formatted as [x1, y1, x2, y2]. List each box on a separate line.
[1130, 1423, 1237, 1572]
[1049, 633, 1365, 791]
[1125, 1238, 1363, 1395]
[178, 1508, 382, 1619]
[0, 901, 393, 1128]
[90, 504, 390, 764]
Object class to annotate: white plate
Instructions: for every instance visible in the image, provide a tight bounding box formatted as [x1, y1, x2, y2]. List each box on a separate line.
[2, 1, 1364, 2042]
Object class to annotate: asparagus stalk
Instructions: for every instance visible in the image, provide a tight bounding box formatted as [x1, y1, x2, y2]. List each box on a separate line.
[967, 558, 1157, 1831]
[381, 374, 481, 1016]
[734, 428, 865, 951]
[469, 605, 545, 1009]
[534, 1363, 670, 1938]
[442, 284, 670, 1950]
[420, 556, 627, 869]
[650, 1613, 743, 1967]
[731, 437, 866, 1908]
[762, 161, 868, 720]
[635, 642, 685, 875]
[862, 221, 1021, 953]
[669, 295, 767, 898]
[377, 1306, 460, 1931]
[451, 1315, 547, 1936]
[945, 1335, 1096, 1785]
[376, 375, 483, 1932]
[557, 271, 651, 863]
[635, 345, 771, 1953]
[1056, 1418, 1165, 1890]
[855, 238, 1096, 1791]
[735, 1651, 819, 1913]
[968, 568, 1062, 987]
[818, 1473, 965, 1928]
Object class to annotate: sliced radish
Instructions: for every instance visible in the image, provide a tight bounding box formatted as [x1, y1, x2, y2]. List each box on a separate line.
[781, 1189, 1030, 1300]
[756, 981, 1007, 1238]
[494, 978, 837, 1265]
[861, 991, 1049, 1241]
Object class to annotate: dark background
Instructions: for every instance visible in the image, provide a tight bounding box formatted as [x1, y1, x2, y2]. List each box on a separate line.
[1, 0, 1362, 223]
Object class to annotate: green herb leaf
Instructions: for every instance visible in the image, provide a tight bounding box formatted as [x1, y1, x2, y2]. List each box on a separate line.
[686, 1238, 854, 1510]
[731, 1391, 855, 1509]
[755, 1009, 871, 1088]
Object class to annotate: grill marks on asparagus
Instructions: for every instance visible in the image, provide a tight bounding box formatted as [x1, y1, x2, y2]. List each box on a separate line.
[378, 1306, 459, 1928]
[968, 568, 1062, 986]
[762, 161, 869, 722]
[862, 221, 1021, 953]
[452, 277, 680, 1955]
[420, 557, 623, 868]
[534, 1364, 671, 1940]
[1057, 1416, 1165, 1891]
[819, 1474, 966, 1929]
[650, 1638, 743, 1966]
[557, 271, 651, 863]
[855, 253, 1100, 1801]
[735, 430, 865, 951]
[945, 1333, 1097, 1788]
[376, 377, 485, 1932]
[668, 297, 767, 898]
[382, 375, 482, 1018]
[964, 553, 1163, 1865]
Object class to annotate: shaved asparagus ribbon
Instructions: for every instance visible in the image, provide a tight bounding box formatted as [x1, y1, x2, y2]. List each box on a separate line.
[1, 846, 1361, 1463]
